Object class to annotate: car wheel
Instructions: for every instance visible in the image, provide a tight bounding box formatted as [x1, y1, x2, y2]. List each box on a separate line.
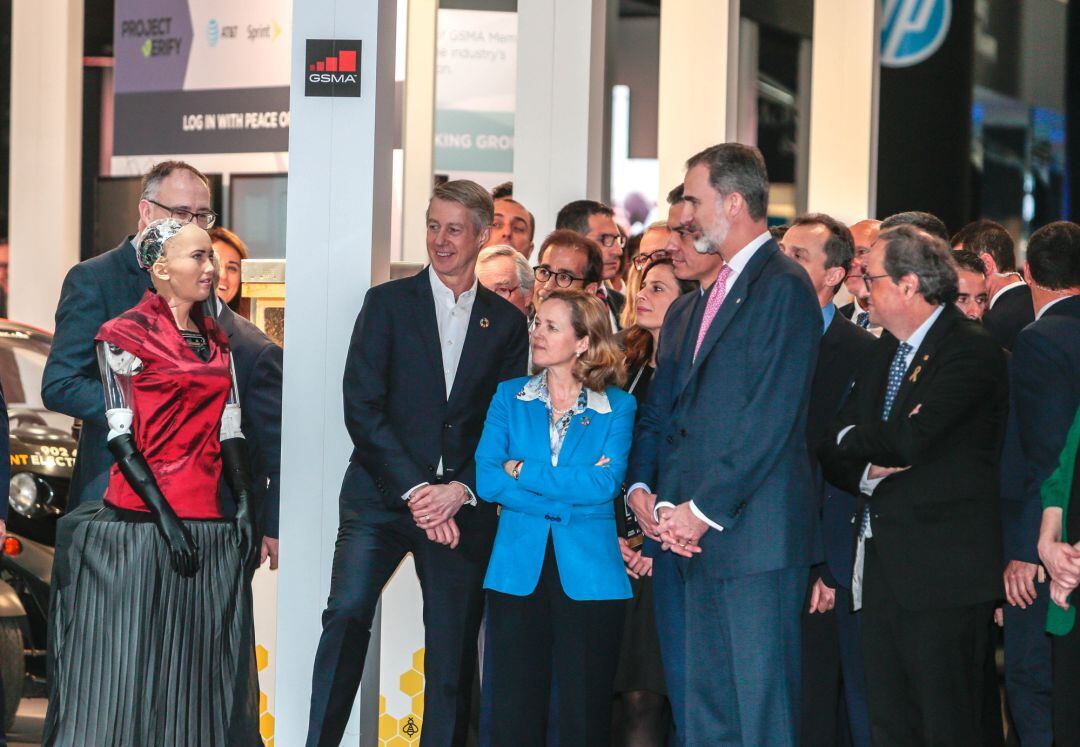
[0, 616, 25, 732]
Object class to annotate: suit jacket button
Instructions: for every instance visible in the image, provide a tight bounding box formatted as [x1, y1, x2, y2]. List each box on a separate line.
[680, 429, 688, 438]
[666, 436, 674, 445]
[443, 423, 452, 430]
[427, 465, 435, 472]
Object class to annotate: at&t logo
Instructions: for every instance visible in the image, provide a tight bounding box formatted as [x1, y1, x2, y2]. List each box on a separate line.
[880, 0, 952, 68]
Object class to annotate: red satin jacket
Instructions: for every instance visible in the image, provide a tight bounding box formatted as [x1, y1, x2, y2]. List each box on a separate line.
[96, 291, 232, 519]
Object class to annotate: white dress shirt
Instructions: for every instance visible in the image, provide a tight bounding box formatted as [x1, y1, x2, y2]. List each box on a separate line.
[633, 231, 772, 533]
[403, 269, 478, 504]
[840, 303, 946, 499]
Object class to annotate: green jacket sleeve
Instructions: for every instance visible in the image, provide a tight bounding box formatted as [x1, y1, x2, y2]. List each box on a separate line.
[1044, 405, 1080, 636]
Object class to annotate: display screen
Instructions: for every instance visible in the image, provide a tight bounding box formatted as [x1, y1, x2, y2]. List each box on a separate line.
[229, 173, 287, 259]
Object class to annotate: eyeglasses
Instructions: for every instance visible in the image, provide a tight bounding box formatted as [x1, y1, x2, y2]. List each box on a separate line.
[633, 249, 669, 271]
[493, 285, 521, 299]
[534, 266, 587, 288]
[593, 232, 625, 248]
[146, 199, 218, 229]
[861, 273, 890, 294]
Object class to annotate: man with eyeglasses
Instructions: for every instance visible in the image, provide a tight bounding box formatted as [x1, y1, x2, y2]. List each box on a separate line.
[43, 160, 217, 510]
[839, 219, 883, 337]
[476, 244, 535, 315]
[556, 199, 625, 330]
[531, 229, 603, 306]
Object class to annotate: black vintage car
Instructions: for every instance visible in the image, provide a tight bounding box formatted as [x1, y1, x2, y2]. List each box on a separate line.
[0, 320, 77, 730]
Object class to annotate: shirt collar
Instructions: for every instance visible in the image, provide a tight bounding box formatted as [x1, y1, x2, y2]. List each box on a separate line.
[1036, 295, 1075, 321]
[904, 304, 945, 353]
[821, 303, 836, 334]
[988, 277, 1026, 309]
[429, 267, 477, 307]
[516, 370, 612, 414]
[725, 231, 772, 277]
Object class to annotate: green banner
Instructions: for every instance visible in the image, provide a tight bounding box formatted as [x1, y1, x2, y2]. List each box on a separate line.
[434, 109, 514, 173]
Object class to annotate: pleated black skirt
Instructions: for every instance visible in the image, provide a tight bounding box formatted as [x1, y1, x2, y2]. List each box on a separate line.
[44, 501, 260, 747]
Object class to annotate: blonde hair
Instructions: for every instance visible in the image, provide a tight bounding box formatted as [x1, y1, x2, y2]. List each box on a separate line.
[539, 290, 626, 391]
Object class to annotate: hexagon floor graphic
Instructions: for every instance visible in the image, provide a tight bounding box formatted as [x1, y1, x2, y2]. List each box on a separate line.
[257, 644, 275, 745]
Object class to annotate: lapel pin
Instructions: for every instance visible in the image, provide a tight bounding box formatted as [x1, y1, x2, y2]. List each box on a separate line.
[908, 365, 922, 383]
[580, 416, 591, 426]
[479, 317, 490, 328]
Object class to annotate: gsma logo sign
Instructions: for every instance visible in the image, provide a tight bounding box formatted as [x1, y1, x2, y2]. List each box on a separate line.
[305, 39, 362, 97]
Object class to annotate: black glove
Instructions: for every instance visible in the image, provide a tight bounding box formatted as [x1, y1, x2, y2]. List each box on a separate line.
[108, 434, 200, 577]
[220, 436, 259, 574]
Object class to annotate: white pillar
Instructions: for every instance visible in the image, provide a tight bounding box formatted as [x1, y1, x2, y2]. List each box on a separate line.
[513, 0, 608, 240]
[400, 0, 438, 263]
[8, 0, 83, 329]
[275, 1, 397, 745]
[656, 0, 739, 196]
[806, 0, 880, 222]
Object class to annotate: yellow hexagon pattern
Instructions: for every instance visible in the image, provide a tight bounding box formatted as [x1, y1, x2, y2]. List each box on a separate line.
[256, 644, 274, 745]
[379, 648, 426, 745]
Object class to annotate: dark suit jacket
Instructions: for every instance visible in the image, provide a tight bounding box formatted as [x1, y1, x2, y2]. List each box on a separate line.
[42, 238, 152, 507]
[1003, 295, 1080, 564]
[216, 303, 283, 538]
[809, 311, 876, 588]
[983, 282, 1034, 352]
[820, 305, 1007, 610]
[629, 239, 822, 579]
[340, 268, 528, 553]
[838, 301, 855, 320]
[602, 287, 626, 330]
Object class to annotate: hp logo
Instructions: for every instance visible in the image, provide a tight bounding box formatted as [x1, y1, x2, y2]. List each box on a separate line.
[880, 0, 952, 68]
[208, 18, 220, 48]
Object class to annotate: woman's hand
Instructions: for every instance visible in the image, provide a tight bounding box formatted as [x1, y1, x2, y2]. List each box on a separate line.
[1039, 540, 1080, 588]
[503, 459, 522, 477]
[618, 537, 652, 579]
[595, 455, 610, 467]
[1050, 578, 1077, 611]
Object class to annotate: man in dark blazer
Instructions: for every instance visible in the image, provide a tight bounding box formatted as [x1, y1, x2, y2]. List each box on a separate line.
[42, 161, 214, 509]
[555, 199, 626, 329]
[820, 226, 1008, 746]
[953, 219, 1032, 351]
[781, 214, 875, 747]
[1001, 221, 1080, 743]
[305, 181, 528, 747]
[214, 299, 283, 566]
[627, 144, 821, 745]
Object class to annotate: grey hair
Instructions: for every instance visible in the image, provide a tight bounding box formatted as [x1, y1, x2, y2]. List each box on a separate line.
[135, 218, 186, 270]
[429, 179, 495, 235]
[880, 225, 959, 305]
[477, 245, 535, 293]
[685, 143, 770, 221]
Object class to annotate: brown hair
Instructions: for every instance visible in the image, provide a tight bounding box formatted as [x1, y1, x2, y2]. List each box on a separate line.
[537, 229, 604, 284]
[209, 226, 250, 260]
[539, 289, 626, 391]
[429, 179, 495, 235]
[622, 258, 698, 370]
[140, 160, 211, 201]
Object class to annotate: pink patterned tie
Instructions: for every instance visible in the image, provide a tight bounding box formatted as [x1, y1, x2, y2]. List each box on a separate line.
[694, 264, 733, 360]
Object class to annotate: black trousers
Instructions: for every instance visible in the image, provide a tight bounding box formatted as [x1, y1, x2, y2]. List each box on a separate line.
[1052, 617, 1080, 744]
[861, 540, 996, 747]
[484, 537, 625, 747]
[800, 568, 854, 747]
[306, 504, 491, 747]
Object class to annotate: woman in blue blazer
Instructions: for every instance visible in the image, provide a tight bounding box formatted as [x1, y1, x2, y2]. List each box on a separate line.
[477, 289, 636, 746]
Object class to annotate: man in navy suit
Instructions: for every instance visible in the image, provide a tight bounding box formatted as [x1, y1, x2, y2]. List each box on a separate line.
[214, 299, 283, 565]
[627, 143, 821, 745]
[305, 181, 528, 747]
[42, 161, 211, 509]
[781, 214, 875, 747]
[1004, 221, 1080, 743]
[952, 219, 1032, 351]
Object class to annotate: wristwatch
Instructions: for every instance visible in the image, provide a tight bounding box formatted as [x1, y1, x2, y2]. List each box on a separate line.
[511, 460, 523, 480]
